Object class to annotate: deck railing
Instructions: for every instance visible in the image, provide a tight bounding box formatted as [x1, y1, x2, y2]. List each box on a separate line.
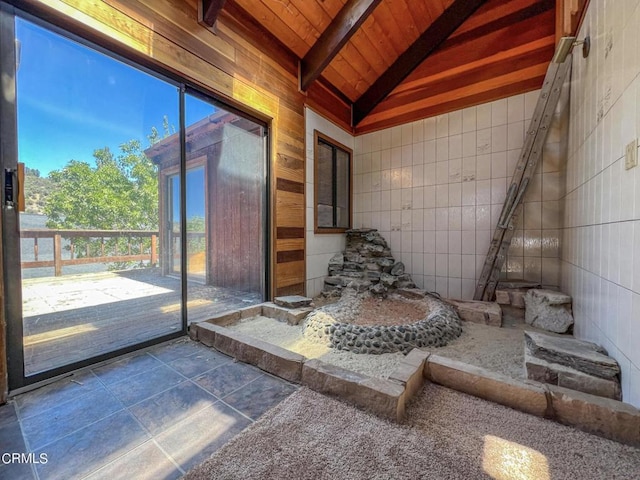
[20, 229, 159, 276]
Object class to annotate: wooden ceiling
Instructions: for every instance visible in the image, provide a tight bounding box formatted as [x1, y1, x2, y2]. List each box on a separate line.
[204, 0, 588, 133]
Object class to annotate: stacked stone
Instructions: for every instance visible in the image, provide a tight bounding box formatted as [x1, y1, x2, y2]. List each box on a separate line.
[524, 331, 621, 400]
[303, 294, 462, 354]
[323, 228, 415, 297]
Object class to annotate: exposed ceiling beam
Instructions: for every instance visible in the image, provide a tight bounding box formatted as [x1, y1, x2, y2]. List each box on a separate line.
[352, 0, 487, 126]
[357, 75, 545, 133]
[300, 0, 383, 92]
[380, 43, 554, 112]
[200, 0, 227, 28]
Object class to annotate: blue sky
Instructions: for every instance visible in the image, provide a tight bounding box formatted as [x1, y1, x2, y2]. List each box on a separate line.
[16, 18, 214, 216]
[16, 18, 212, 176]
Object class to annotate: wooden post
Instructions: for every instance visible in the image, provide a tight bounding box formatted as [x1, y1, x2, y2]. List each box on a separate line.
[151, 234, 157, 266]
[54, 234, 62, 276]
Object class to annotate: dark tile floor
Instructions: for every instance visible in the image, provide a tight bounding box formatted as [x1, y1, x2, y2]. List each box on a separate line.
[0, 338, 298, 480]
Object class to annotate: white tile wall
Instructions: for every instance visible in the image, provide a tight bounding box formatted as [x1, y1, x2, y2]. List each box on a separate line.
[562, 0, 640, 407]
[352, 89, 565, 301]
[305, 108, 354, 296]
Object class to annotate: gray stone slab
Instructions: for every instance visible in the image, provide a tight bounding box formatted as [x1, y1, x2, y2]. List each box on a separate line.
[262, 302, 313, 325]
[525, 352, 621, 400]
[446, 299, 502, 326]
[389, 354, 428, 401]
[274, 295, 312, 309]
[193, 322, 221, 347]
[525, 289, 574, 333]
[425, 355, 549, 417]
[324, 276, 345, 286]
[495, 290, 511, 305]
[301, 359, 405, 421]
[211, 326, 305, 383]
[239, 304, 263, 319]
[205, 311, 241, 327]
[524, 331, 619, 380]
[548, 385, 640, 446]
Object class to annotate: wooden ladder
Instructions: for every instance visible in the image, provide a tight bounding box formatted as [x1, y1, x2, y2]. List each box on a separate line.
[473, 57, 571, 302]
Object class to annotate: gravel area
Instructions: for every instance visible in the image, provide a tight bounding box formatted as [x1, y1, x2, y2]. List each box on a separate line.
[228, 316, 404, 379]
[426, 320, 529, 380]
[228, 298, 533, 381]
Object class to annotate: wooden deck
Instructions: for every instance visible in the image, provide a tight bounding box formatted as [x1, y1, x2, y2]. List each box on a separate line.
[21, 268, 261, 376]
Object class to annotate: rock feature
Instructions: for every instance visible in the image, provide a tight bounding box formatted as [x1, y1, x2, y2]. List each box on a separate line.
[322, 229, 415, 297]
[446, 299, 502, 327]
[302, 292, 462, 355]
[274, 295, 313, 309]
[524, 289, 573, 333]
[495, 281, 542, 320]
[262, 303, 313, 325]
[524, 331, 621, 400]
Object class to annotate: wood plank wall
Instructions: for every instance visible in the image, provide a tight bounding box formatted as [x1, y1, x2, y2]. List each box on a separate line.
[8, 0, 343, 298]
[206, 126, 264, 292]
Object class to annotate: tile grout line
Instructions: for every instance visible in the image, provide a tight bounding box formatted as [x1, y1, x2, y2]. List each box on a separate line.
[14, 370, 105, 422]
[148, 348, 234, 384]
[22, 369, 136, 476]
[215, 373, 273, 423]
[78, 342, 238, 479]
[8, 400, 40, 480]
[15, 339, 290, 479]
[186, 371, 259, 424]
[112, 345, 258, 470]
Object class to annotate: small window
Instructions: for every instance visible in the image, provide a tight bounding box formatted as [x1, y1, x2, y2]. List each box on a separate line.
[314, 131, 352, 233]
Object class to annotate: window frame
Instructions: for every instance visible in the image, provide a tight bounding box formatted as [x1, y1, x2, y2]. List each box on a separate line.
[313, 130, 352, 234]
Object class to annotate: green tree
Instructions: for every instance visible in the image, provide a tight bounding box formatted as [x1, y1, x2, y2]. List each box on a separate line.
[45, 140, 158, 231]
[44, 139, 159, 267]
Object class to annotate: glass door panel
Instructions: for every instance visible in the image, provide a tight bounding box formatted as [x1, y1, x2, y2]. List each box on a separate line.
[186, 166, 206, 281]
[9, 16, 183, 381]
[1, 10, 269, 390]
[167, 173, 181, 275]
[183, 93, 266, 323]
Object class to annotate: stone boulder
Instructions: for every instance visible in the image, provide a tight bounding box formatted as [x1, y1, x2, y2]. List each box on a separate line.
[524, 289, 573, 333]
[274, 295, 312, 309]
[380, 272, 397, 288]
[328, 253, 344, 275]
[390, 262, 405, 276]
[446, 299, 502, 327]
[524, 331, 621, 400]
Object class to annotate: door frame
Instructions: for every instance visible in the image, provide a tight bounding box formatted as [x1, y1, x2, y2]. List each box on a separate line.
[1, 4, 271, 393]
[0, 6, 189, 392]
[160, 158, 208, 281]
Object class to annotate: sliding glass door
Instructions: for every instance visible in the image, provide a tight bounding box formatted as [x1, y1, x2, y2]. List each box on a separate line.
[182, 92, 267, 323]
[3, 12, 183, 385]
[1, 7, 268, 390]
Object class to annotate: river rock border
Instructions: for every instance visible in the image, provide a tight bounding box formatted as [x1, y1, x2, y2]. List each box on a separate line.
[302, 293, 462, 354]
